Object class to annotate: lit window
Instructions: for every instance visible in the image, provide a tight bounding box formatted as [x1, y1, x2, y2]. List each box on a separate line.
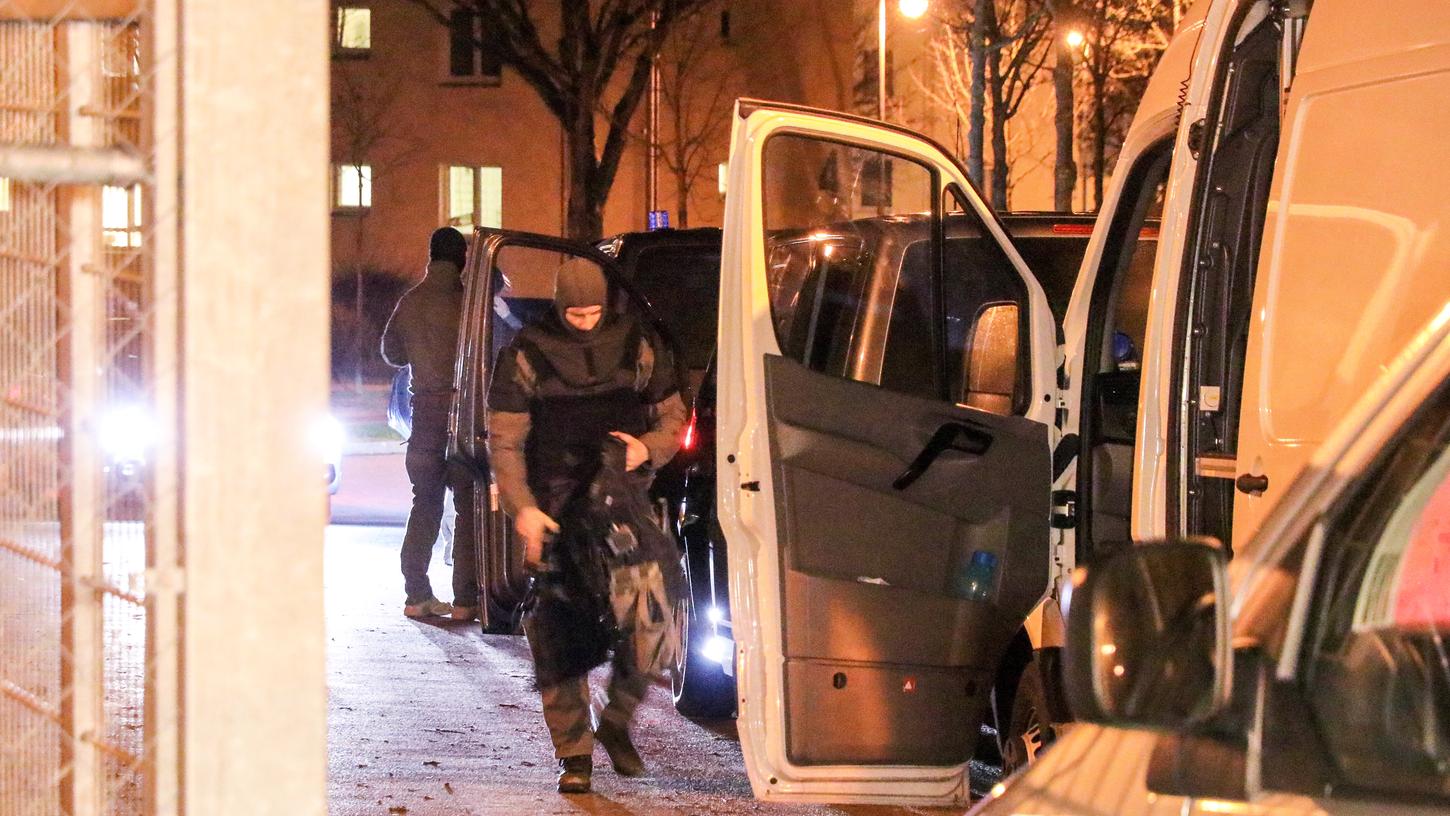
[0, 177, 11, 212]
[337, 164, 372, 209]
[102, 185, 142, 248]
[447, 10, 501, 83]
[442, 166, 502, 228]
[448, 166, 474, 224]
[479, 167, 501, 227]
[335, 7, 371, 53]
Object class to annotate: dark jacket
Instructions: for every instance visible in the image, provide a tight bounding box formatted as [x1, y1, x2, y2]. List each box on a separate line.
[380, 260, 463, 397]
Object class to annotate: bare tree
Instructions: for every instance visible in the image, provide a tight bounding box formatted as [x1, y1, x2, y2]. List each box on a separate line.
[648, 1, 743, 228]
[982, 0, 1052, 207]
[1044, 0, 1077, 211]
[404, 0, 710, 240]
[914, 0, 1050, 208]
[1073, 0, 1177, 207]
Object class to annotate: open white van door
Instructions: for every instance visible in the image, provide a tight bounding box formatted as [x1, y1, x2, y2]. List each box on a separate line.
[715, 100, 1059, 806]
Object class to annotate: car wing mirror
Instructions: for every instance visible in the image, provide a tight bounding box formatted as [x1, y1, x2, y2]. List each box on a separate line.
[1064, 539, 1231, 729]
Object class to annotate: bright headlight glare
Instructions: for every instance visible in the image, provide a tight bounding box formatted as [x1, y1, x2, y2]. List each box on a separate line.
[315, 414, 345, 463]
[98, 405, 156, 465]
[701, 635, 732, 664]
[706, 605, 724, 624]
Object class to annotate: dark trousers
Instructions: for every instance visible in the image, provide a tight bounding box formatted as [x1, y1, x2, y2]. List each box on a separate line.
[401, 401, 478, 606]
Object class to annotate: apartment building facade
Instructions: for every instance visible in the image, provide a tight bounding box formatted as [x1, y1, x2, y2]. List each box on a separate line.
[327, 0, 885, 286]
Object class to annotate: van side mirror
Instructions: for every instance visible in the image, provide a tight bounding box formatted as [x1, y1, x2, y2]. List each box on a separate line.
[959, 302, 1018, 414]
[1064, 540, 1231, 729]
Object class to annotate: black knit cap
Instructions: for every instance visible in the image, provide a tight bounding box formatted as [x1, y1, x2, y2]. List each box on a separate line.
[428, 227, 468, 268]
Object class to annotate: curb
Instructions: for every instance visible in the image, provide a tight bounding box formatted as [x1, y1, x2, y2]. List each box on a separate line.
[345, 440, 406, 456]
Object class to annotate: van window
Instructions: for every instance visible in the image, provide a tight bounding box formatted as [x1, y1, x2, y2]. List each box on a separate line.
[1301, 382, 1450, 801]
[760, 133, 938, 397]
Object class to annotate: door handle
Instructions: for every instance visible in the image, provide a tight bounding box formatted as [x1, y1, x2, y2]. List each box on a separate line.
[893, 422, 993, 490]
[1235, 472, 1269, 496]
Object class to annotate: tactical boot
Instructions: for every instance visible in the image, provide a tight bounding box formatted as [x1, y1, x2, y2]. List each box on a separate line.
[556, 755, 592, 794]
[595, 720, 646, 777]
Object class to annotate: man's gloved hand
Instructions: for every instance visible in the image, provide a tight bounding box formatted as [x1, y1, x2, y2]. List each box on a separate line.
[515, 506, 559, 571]
[609, 431, 649, 471]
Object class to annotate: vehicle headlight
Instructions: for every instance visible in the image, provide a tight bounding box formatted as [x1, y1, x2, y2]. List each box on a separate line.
[98, 404, 156, 466]
[315, 414, 345, 465]
[701, 635, 733, 664]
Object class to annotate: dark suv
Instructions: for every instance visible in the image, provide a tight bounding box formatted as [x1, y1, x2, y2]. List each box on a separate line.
[441, 227, 720, 633]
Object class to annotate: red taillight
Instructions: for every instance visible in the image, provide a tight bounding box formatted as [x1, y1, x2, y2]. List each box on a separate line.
[1050, 223, 1095, 236]
[682, 412, 698, 451]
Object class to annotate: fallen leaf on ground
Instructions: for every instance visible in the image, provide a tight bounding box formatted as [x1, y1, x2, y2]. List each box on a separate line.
[423, 760, 441, 767]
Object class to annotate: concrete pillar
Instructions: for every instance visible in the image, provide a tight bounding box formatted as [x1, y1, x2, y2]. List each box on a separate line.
[167, 1, 330, 812]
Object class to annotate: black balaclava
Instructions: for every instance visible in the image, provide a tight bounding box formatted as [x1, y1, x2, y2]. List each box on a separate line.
[536, 257, 636, 389]
[553, 258, 609, 329]
[428, 227, 468, 269]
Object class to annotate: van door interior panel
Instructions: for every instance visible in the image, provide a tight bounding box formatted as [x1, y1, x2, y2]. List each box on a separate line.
[762, 354, 1050, 765]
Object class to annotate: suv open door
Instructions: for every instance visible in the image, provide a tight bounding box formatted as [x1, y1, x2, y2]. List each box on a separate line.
[717, 101, 1059, 805]
[450, 229, 687, 631]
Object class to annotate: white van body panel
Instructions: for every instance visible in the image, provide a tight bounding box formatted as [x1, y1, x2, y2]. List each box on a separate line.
[1229, 2, 1450, 545]
[716, 102, 1057, 806]
[974, 310, 1450, 816]
[1133, 0, 1246, 542]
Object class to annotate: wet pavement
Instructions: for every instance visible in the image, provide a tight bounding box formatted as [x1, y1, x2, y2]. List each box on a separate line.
[325, 524, 961, 816]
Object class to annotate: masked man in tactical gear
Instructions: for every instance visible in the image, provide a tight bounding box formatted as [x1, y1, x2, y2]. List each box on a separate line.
[487, 257, 686, 794]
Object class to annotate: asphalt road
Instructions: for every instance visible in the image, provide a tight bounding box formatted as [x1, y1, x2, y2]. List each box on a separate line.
[331, 451, 410, 526]
[325, 523, 962, 816]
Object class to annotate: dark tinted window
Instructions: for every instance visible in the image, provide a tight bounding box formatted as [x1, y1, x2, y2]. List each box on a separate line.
[629, 245, 720, 371]
[1010, 236, 1089, 327]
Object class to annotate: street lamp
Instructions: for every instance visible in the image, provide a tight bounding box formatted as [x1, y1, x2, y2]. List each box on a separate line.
[900, 0, 929, 18]
[1064, 28, 1086, 49]
[879, 0, 929, 121]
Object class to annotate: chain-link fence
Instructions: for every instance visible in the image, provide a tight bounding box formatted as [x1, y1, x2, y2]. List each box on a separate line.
[1, 2, 166, 813]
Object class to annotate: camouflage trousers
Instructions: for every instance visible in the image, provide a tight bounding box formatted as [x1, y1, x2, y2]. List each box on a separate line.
[538, 560, 680, 759]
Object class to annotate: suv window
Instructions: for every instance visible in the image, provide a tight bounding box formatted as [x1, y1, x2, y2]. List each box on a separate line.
[629, 244, 720, 372]
[1301, 380, 1450, 800]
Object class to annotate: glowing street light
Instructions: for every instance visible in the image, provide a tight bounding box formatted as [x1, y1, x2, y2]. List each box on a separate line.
[899, 0, 930, 19]
[1065, 28, 1086, 49]
[879, 0, 929, 120]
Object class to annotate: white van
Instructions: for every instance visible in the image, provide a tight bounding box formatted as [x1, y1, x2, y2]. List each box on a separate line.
[713, 0, 1450, 806]
[982, 303, 1450, 815]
